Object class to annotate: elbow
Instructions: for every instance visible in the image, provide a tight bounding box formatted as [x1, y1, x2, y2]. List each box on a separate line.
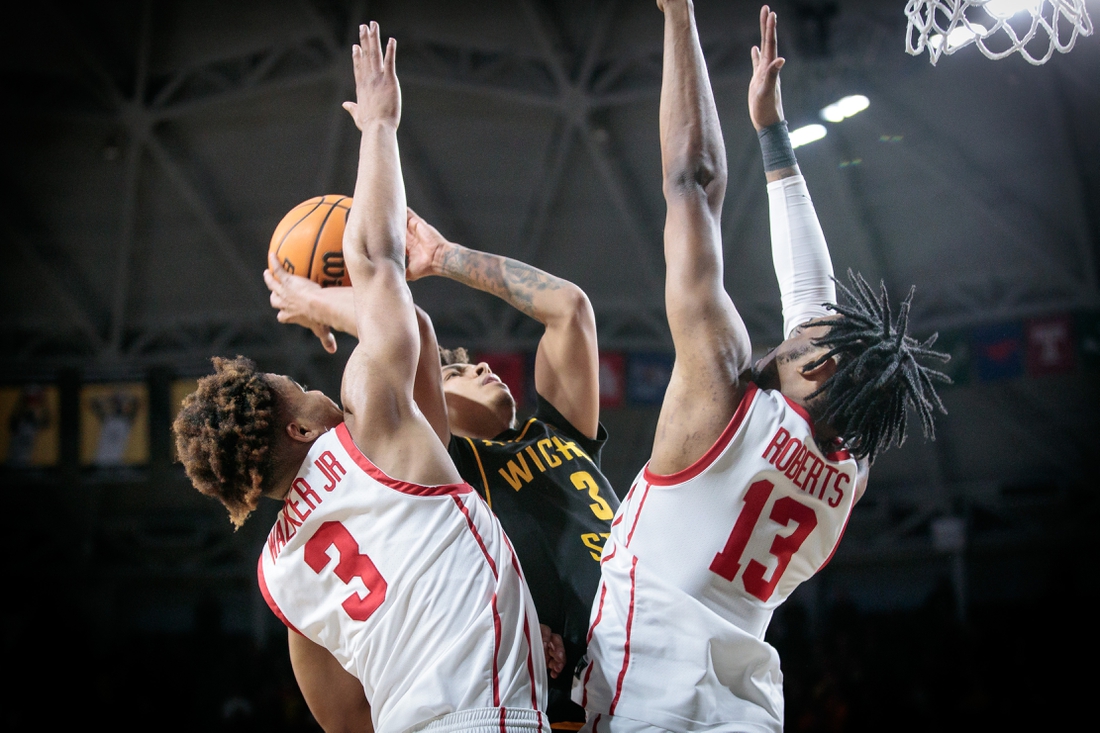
[562, 284, 595, 329]
[663, 149, 727, 206]
[546, 284, 596, 335]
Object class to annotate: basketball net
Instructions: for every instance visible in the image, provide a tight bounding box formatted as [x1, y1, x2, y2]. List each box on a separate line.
[905, 0, 1094, 65]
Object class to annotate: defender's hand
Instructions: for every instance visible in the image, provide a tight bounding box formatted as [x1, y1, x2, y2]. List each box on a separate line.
[540, 625, 566, 679]
[342, 22, 401, 131]
[405, 208, 449, 281]
[266, 253, 338, 354]
[748, 6, 785, 131]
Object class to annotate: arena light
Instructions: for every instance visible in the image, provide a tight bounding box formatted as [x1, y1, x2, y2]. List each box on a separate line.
[819, 95, 870, 123]
[789, 124, 827, 149]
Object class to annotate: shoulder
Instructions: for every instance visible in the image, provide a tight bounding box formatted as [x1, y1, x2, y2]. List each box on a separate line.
[533, 393, 608, 451]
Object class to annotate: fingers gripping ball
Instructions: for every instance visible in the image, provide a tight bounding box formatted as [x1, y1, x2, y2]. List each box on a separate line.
[269, 195, 353, 286]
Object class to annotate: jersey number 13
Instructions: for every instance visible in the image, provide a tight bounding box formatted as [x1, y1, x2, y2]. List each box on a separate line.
[708, 479, 818, 602]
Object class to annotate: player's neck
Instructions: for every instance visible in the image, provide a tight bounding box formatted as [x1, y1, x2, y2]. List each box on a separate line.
[445, 401, 514, 440]
[265, 438, 315, 502]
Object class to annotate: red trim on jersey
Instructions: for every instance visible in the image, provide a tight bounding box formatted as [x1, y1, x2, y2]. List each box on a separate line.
[586, 583, 609, 645]
[491, 593, 502, 706]
[611, 482, 637, 528]
[600, 547, 617, 566]
[504, 533, 525, 580]
[580, 659, 596, 710]
[592, 714, 602, 732]
[452, 495, 498, 578]
[818, 503, 854, 572]
[609, 556, 638, 715]
[779, 392, 814, 427]
[499, 707, 507, 733]
[581, 582, 610, 709]
[624, 484, 650, 549]
[337, 422, 472, 496]
[643, 383, 759, 486]
[256, 557, 302, 636]
[779, 395, 853, 463]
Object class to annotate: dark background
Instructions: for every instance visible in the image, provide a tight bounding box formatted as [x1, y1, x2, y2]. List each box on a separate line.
[3, 0, 1097, 729]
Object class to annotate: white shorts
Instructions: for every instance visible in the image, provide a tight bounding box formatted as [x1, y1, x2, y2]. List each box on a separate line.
[580, 713, 673, 733]
[416, 707, 550, 733]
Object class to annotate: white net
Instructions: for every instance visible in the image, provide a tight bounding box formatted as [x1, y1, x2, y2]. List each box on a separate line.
[905, 0, 1094, 65]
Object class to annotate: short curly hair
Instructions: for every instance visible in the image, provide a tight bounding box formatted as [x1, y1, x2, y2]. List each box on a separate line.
[438, 345, 470, 367]
[173, 356, 280, 528]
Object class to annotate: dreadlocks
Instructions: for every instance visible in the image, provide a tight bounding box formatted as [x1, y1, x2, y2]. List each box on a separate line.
[173, 356, 279, 528]
[803, 270, 951, 463]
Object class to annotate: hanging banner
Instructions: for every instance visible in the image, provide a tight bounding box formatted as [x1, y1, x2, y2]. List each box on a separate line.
[80, 382, 149, 466]
[599, 352, 625, 409]
[1025, 315, 1076, 377]
[0, 384, 60, 467]
[971, 323, 1024, 383]
[628, 352, 674, 405]
[475, 352, 526, 410]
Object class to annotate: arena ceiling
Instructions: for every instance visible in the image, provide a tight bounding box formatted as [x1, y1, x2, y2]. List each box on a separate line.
[3, 0, 1098, 591]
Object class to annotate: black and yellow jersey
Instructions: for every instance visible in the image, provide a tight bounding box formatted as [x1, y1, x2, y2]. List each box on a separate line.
[448, 395, 619, 725]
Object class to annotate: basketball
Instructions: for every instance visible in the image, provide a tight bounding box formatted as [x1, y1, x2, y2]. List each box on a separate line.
[269, 195, 353, 286]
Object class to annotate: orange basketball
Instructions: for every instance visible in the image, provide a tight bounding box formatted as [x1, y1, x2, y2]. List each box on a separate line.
[269, 195, 353, 286]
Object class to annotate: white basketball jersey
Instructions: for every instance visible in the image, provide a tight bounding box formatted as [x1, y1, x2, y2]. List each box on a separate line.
[259, 423, 549, 733]
[576, 384, 858, 732]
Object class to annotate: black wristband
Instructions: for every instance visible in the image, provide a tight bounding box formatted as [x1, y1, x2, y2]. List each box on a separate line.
[758, 120, 797, 172]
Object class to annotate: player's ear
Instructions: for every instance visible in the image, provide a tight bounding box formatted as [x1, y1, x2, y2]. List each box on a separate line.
[286, 419, 326, 444]
[800, 354, 837, 383]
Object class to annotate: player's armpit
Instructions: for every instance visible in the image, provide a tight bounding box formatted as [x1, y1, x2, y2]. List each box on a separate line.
[288, 630, 374, 733]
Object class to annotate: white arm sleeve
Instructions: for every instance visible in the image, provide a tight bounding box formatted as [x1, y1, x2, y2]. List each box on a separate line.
[768, 174, 836, 340]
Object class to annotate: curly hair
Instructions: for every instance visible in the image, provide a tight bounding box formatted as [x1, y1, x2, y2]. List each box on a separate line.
[804, 270, 951, 463]
[173, 356, 280, 528]
[438, 345, 470, 367]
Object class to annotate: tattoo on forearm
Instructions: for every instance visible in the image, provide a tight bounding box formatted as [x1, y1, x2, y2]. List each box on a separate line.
[439, 247, 562, 318]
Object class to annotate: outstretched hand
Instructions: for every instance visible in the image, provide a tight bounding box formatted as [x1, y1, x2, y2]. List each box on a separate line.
[265, 253, 338, 354]
[748, 5, 785, 131]
[405, 208, 449, 281]
[342, 22, 401, 131]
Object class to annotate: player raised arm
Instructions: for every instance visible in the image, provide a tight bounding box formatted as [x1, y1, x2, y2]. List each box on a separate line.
[649, 0, 751, 475]
[751, 5, 836, 340]
[338, 22, 458, 487]
[406, 209, 600, 439]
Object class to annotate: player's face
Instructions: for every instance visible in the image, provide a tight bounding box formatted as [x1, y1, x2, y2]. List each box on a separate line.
[441, 362, 516, 437]
[270, 375, 344, 432]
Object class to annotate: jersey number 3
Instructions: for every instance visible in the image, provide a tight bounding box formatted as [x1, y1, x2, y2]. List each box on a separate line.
[305, 521, 388, 621]
[709, 479, 817, 602]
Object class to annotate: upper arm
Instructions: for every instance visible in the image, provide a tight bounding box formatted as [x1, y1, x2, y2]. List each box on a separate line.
[533, 285, 600, 439]
[287, 631, 373, 733]
[342, 259, 420, 422]
[650, 185, 752, 475]
[413, 305, 451, 446]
